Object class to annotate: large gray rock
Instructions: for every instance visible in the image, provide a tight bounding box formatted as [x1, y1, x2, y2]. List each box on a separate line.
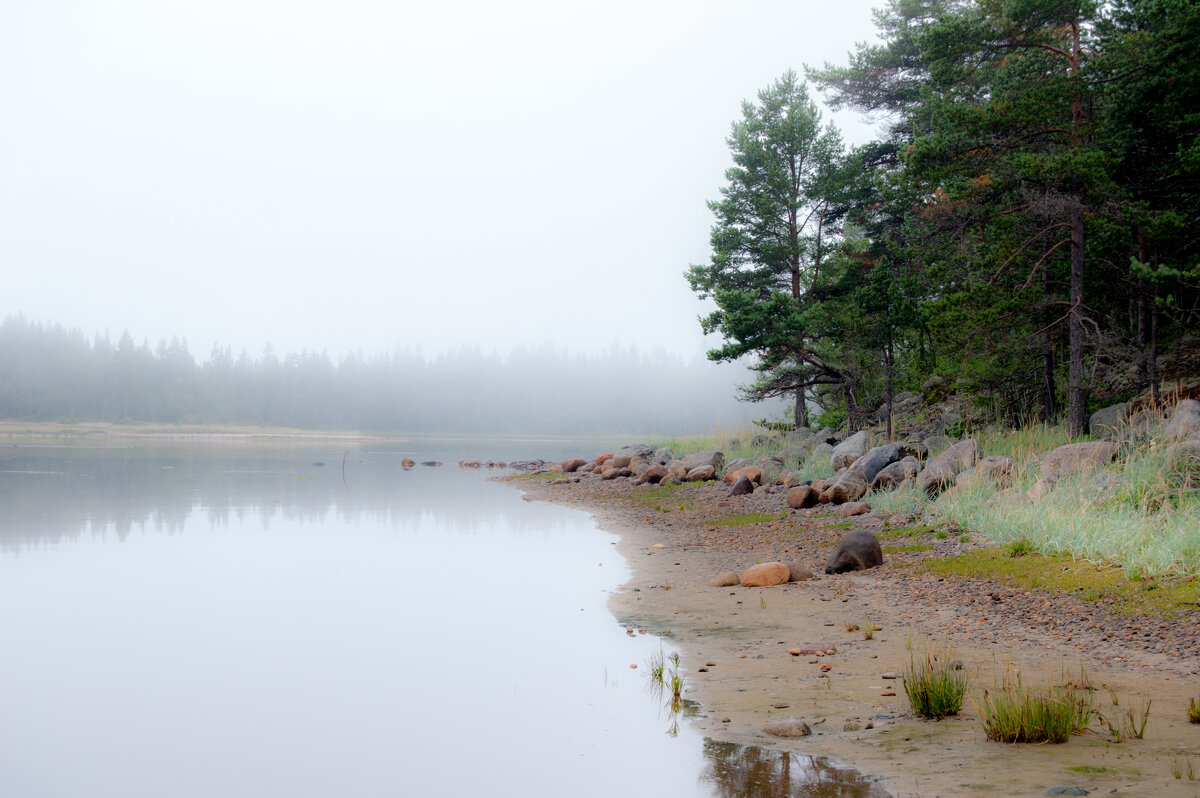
[811, 442, 834, 462]
[1162, 399, 1200, 441]
[870, 456, 920, 491]
[724, 457, 754, 473]
[1026, 441, 1118, 499]
[824, 530, 884, 574]
[1089, 402, 1130, 439]
[786, 485, 819, 509]
[617, 443, 654, 460]
[684, 465, 716, 482]
[957, 455, 1016, 489]
[830, 430, 870, 470]
[917, 439, 979, 496]
[650, 447, 674, 465]
[825, 444, 901, 503]
[680, 451, 725, 472]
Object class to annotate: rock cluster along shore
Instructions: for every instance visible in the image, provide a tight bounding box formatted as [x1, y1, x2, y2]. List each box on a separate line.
[469, 396, 1200, 582]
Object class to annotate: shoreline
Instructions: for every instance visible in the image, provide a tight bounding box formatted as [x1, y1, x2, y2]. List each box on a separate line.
[512, 475, 1200, 798]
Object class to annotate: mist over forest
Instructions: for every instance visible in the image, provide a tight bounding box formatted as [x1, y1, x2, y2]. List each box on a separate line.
[0, 316, 781, 435]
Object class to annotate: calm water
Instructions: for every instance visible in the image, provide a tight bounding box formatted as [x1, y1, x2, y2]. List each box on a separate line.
[0, 442, 886, 797]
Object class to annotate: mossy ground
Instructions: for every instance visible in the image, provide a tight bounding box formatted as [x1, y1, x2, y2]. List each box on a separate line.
[922, 548, 1200, 617]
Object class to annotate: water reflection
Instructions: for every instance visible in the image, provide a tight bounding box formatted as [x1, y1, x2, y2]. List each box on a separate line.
[701, 740, 891, 798]
[0, 443, 572, 550]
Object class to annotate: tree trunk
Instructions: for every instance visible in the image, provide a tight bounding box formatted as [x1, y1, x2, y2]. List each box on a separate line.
[1067, 204, 1087, 436]
[885, 337, 895, 441]
[1041, 259, 1057, 420]
[794, 387, 808, 429]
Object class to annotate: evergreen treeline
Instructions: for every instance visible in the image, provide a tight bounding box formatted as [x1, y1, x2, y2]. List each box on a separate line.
[690, 0, 1199, 435]
[0, 316, 767, 434]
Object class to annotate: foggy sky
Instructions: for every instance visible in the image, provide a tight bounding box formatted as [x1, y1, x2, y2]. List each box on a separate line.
[0, 0, 884, 363]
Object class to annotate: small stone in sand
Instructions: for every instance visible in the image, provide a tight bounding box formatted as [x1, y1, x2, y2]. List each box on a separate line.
[820, 664, 832, 672]
[705, 661, 716, 666]
[762, 720, 811, 738]
[721, 717, 731, 723]
[630, 664, 637, 669]
[881, 672, 897, 679]
[880, 690, 896, 696]
[772, 702, 790, 709]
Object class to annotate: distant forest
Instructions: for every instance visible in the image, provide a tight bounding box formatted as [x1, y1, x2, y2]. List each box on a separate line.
[0, 316, 771, 434]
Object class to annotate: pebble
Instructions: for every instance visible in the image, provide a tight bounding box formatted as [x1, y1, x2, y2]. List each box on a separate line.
[772, 702, 790, 709]
[880, 690, 896, 696]
[881, 672, 897, 679]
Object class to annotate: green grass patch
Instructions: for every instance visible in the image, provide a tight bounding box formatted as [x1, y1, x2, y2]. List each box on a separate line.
[711, 512, 779, 527]
[923, 548, 1200, 616]
[1188, 697, 1200, 724]
[885, 544, 934, 553]
[878, 524, 935, 540]
[1068, 766, 1113, 774]
[904, 642, 969, 719]
[624, 483, 693, 512]
[977, 667, 1093, 744]
[826, 521, 854, 529]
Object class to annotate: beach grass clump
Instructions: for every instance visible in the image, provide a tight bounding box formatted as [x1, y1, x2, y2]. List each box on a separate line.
[646, 647, 666, 685]
[977, 667, 1092, 743]
[861, 619, 876, 641]
[1188, 697, 1200, 724]
[863, 422, 1200, 579]
[903, 642, 968, 719]
[794, 450, 836, 483]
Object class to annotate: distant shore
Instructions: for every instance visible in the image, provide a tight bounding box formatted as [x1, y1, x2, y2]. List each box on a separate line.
[511, 471, 1200, 798]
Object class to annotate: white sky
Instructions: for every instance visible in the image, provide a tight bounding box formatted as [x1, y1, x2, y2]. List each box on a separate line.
[1, 0, 884, 362]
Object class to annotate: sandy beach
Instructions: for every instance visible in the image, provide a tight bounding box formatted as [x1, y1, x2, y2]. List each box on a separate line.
[512, 474, 1200, 798]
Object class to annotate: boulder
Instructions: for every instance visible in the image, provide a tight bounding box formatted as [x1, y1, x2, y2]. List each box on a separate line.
[1162, 399, 1200, 441]
[786, 485, 819, 509]
[723, 466, 764, 486]
[836, 501, 871, 518]
[729, 475, 755, 496]
[651, 447, 674, 465]
[724, 457, 753, 473]
[917, 439, 979, 496]
[710, 571, 740, 587]
[685, 465, 716, 482]
[830, 430, 870, 470]
[753, 484, 771, 496]
[1038, 441, 1118, 485]
[825, 470, 870, 504]
[458, 459, 480, 469]
[641, 464, 668, 484]
[870, 456, 920, 491]
[601, 467, 633, 480]
[897, 441, 928, 460]
[825, 444, 900, 503]
[593, 452, 614, 466]
[664, 462, 688, 482]
[1089, 402, 1130, 439]
[562, 458, 588, 473]
[401, 458, 415, 468]
[630, 462, 650, 478]
[922, 434, 953, 456]
[824, 530, 884, 574]
[740, 562, 791, 587]
[811, 442, 834, 463]
[617, 443, 654, 460]
[608, 455, 633, 469]
[976, 455, 1016, 488]
[786, 562, 814, 582]
[773, 470, 800, 489]
[680, 451, 725, 472]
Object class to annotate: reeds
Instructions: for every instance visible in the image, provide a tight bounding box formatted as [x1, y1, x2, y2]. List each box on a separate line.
[976, 667, 1092, 743]
[903, 642, 968, 719]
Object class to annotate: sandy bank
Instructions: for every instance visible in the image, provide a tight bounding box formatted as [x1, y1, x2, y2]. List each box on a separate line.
[512, 475, 1200, 798]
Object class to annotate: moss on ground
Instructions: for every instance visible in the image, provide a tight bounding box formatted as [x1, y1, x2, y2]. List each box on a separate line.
[923, 548, 1200, 617]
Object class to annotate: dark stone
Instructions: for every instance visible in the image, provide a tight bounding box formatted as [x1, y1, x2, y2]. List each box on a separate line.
[824, 530, 884, 574]
[729, 475, 754, 496]
[1044, 787, 1089, 796]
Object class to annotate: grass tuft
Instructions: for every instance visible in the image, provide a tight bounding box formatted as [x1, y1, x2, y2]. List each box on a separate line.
[903, 641, 968, 719]
[1188, 697, 1200, 724]
[976, 666, 1092, 743]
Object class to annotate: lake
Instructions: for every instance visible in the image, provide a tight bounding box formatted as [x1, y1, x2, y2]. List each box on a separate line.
[0, 440, 884, 797]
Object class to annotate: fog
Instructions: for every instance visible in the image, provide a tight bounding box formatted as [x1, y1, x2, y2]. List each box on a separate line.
[0, 0, 882, 431]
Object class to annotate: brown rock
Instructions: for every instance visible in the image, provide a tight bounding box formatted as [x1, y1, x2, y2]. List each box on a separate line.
[824, 530, 883, 574]
[723, 466, 764, 486]
[641, 464, 668, 484]
[836, 501, 870, 518]
[593, 452, 613, 465]
[740, 562, 791, 587]
[562, 458, 588, 473]
[609, 455, 633, 469]
[786, 485, 819, 509]
[685, 465, 716, 482]
[762, 720, 812, 738]
[401, 458, 415, 468]
[729, 475, 755, 496]
[785, 562, 813, 582]
[710, 571, 740, 587]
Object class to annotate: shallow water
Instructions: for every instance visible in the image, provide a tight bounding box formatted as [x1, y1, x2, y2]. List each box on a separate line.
[0, 442, 887, 797]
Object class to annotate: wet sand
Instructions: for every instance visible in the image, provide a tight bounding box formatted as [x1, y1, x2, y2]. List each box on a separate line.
[512, 475, 1200, 798]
